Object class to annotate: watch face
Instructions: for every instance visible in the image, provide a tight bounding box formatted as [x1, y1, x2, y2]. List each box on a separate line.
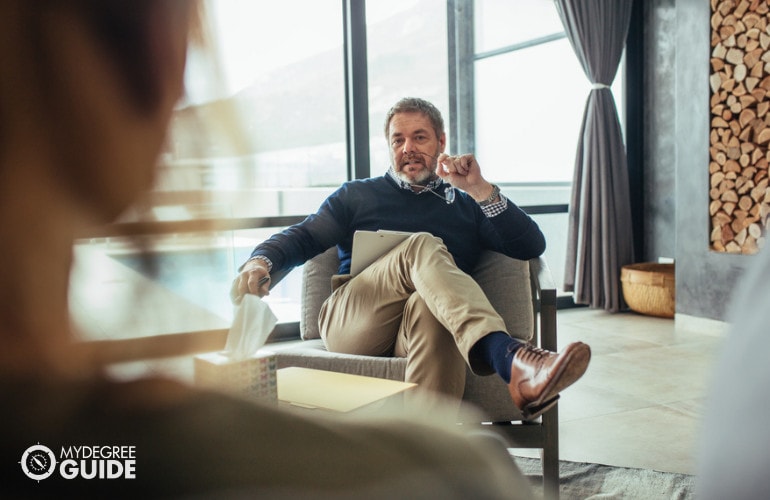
[20, 444, 57, 481]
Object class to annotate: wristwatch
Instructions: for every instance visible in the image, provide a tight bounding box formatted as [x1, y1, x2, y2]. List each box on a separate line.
[478, 184, 501, 206]
[241, 255, 272, 272]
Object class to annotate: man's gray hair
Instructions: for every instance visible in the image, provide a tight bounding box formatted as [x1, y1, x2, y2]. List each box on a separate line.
[384, 97, 445, 140]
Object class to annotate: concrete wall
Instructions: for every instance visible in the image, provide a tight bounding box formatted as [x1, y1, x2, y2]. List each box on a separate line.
[643, 0, 677, 262]
[644, 0, 753, 321]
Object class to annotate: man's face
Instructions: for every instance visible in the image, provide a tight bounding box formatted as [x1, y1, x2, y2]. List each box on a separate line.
[388, 111, 446, 185]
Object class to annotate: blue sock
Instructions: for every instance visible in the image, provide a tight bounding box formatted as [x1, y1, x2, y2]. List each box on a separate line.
[470, 332, 523, 383]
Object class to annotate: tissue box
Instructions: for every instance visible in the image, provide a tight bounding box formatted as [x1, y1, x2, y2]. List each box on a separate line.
[194, 350, 277, 403]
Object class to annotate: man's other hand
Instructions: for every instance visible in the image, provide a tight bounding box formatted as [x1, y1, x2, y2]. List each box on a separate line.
[230, 259, 271, 303]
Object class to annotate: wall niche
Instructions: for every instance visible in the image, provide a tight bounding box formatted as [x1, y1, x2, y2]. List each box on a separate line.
[709, 0, 770, 254]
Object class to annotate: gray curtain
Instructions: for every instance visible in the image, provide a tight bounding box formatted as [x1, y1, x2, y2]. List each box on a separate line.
[556, 0, 634, 312]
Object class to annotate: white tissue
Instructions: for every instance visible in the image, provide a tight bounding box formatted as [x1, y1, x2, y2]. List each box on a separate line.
[224, 294, 278, 360]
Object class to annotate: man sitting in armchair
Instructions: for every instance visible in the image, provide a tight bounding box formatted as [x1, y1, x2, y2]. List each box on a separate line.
[232, 97, 591, 419]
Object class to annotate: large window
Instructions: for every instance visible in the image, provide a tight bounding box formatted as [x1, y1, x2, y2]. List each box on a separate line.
[465, 0, 624, 294]
[72, 1, 349, 342]
[164, 0, 347, 218]
[366, 0, 450, 173]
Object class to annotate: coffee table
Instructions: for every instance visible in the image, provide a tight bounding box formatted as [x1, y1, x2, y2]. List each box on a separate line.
[277, 367, 416, 413]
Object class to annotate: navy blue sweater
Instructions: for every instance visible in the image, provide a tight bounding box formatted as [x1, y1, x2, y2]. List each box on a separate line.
[250, 174, 545, 275]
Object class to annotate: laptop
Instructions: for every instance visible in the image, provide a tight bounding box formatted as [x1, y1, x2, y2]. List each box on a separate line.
[350, 230, 412, 276]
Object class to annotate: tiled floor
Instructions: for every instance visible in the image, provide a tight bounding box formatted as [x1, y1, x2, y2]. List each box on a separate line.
[511, 307, 727, 475]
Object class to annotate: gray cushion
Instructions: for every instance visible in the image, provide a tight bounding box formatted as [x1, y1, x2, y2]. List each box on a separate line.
[300, 247, 534, 342]
[300, 248, 339, 340]
[471, 251, 533, 342]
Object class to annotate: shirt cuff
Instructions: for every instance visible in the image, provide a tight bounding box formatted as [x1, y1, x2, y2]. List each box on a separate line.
[480, 193, 508, 217]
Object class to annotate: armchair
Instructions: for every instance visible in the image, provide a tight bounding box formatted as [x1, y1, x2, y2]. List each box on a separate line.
[273, 248, 560, 498]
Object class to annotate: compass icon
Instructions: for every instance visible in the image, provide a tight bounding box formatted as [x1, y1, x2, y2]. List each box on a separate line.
[20, 444, 57, 481]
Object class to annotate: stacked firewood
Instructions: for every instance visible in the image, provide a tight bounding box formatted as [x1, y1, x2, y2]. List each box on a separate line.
[710, 0, 770, 253]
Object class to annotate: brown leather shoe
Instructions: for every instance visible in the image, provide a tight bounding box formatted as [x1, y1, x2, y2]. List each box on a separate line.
[509, 342, 591, 420]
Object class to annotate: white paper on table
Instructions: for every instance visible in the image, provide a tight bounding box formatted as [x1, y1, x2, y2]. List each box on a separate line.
[224, 294, 278, 360]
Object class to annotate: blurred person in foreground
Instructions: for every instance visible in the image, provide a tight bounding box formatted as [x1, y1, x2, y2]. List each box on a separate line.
[0, 1, 535, 498]
[231, 96, 591, 419]
[696, 243, 770, 499]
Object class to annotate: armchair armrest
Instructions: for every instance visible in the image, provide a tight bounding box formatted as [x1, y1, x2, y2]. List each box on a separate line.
[529, 257, 557, 352]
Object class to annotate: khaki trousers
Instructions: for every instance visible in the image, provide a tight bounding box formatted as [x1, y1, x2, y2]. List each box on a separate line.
[319, 233, 508, 404]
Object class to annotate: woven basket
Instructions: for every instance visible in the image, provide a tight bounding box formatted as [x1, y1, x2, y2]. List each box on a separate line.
[620, 263, 675, 318]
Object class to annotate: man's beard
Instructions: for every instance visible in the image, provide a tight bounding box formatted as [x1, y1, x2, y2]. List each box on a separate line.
[396, 167, 435, 185]
[395, 154, 438, 186]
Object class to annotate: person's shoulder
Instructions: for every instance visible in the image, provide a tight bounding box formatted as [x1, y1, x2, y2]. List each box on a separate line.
[339, 175, 391, 192]
[347, 175, 389, 185]
[328, 176, 390, 206]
